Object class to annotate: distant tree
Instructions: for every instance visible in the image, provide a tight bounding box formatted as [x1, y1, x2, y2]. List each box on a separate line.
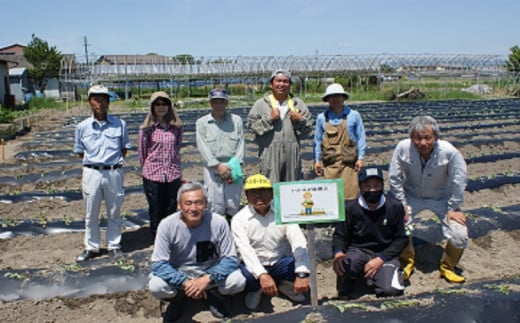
[380, 63, 395, 73]
[173, 54, 195, 65]
[23, 34, 63, 93]
[506, 45, 520, 72]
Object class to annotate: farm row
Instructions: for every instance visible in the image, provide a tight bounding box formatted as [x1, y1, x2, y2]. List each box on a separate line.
[0, 99, 519, 322]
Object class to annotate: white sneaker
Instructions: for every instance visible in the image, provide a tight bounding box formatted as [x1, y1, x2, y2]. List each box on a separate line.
[245, 290, 262, 310]
[278, 280, 306, 303]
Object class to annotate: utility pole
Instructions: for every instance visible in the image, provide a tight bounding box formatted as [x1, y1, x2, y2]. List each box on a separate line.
[83, 36, 89, 66]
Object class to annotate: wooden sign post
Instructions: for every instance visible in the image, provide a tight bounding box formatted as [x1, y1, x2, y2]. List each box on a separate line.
[273, 179, 345, 309]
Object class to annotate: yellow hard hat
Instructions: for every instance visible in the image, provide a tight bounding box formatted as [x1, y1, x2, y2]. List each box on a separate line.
[244, 173, 272, 190]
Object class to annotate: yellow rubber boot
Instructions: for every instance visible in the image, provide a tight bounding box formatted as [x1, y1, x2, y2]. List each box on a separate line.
[440, 243, 465, 283]
[399, 237, 415, 281]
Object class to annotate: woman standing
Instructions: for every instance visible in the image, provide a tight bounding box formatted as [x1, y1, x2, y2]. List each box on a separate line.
[138, 91, 183, 239]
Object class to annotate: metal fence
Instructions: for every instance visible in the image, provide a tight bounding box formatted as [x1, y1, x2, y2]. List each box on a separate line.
[59, 54, 519, 100]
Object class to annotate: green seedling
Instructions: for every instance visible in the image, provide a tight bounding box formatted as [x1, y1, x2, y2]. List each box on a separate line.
[121, 211, 131, 221]
[465, 213, 478, 219]
[117, 258, 135, 272]
[426, 216, 441, 224]
[45, 188, 56, 194]
[10, 190, 22, 196]
[435, 287, 469, 294]
[483, 204, 502, 213]
[381, 299, 421, 309]
[64, 263, 86, 272]
[1, 218, 19, 228]
[4, 272, 31, 280]
[63, 214, 73, 226]
[334, 302, 368, 313]
[38, 215, 48, 228]
[483, 283, 510, 295]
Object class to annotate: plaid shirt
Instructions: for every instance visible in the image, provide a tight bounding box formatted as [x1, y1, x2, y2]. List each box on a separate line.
[138, 122, 182, 182]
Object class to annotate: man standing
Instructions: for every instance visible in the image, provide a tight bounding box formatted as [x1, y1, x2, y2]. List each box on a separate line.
[389, 115, 468, 283]
[247, 70, 313, 183]
[231, 174, 310, 310]
[314, 83, 366, 200]
[196, 89, 245, 218]
[73, 84, 131, 262]
[148, 182, 246, 321]
[332, 168, 407, 298]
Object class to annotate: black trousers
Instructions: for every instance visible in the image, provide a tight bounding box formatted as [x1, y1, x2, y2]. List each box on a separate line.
[143, 177, 182, 238]
[337, 247, 404, 297]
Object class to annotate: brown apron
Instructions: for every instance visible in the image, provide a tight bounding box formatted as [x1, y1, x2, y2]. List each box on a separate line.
[321, 114, 359, 200]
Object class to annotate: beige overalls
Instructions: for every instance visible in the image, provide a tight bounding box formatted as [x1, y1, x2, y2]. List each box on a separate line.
[321, 114, 359, 200]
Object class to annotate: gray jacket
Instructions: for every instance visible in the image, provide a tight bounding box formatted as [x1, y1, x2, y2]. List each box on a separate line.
[388, 139, 467, 211]
[247, 92, 313, 157]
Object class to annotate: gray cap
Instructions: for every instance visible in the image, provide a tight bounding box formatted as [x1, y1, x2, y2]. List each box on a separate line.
[270, 69, 292, 83]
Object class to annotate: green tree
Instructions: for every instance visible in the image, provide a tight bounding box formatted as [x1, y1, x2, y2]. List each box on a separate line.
[173, 54, 195, 65]
[506, 45, 520, 72]
[23, 34, 63, 93]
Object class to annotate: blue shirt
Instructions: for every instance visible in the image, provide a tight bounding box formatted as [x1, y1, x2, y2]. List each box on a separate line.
[73, 114, 131, 165]
[313, 106, 366, 162]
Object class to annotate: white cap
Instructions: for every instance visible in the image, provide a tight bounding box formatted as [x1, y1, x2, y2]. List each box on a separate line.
[87, 85, 110, 99]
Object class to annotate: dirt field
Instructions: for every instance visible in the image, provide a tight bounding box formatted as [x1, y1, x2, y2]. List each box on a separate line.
[1, 100, 520, 322]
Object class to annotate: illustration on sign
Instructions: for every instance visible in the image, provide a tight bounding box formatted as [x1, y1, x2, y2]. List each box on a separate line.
[274, 179, 345, 224]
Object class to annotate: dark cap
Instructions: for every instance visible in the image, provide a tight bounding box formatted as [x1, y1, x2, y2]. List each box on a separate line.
[209, 88, 228, 101]
[358, 167, 384, 183]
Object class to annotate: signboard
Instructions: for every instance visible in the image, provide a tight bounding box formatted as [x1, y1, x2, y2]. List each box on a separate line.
[273, 178, 345, 225]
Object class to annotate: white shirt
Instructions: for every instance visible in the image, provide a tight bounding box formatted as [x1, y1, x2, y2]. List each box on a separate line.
[231, 203, 310, 279]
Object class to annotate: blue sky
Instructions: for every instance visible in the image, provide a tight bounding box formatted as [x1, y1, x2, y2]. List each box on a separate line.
[2, 0, 518, 62]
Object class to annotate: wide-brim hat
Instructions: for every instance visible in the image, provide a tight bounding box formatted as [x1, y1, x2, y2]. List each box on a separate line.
[150, 91, 172, 107]
[322, 83, 349, 101]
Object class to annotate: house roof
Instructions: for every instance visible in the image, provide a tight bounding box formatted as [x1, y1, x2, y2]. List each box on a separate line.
[9, 67, 26, 76]
[0, 43, 25, 54]
[96, 54, 173, 65]
[1, 55, 31, 68]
